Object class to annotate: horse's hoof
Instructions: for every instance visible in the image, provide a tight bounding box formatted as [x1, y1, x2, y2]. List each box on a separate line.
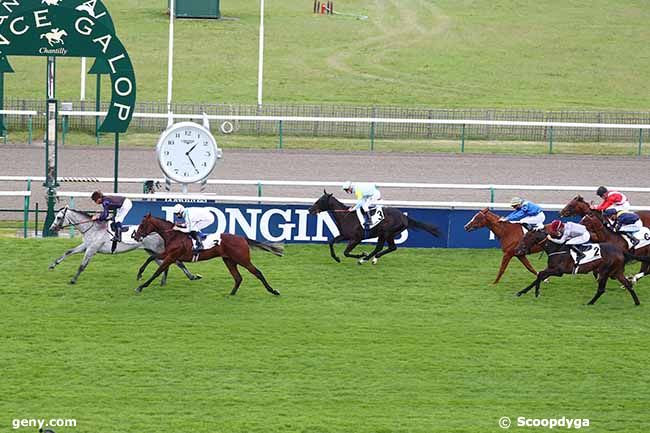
[333, 257, 341, 263]
[69, 279, 76, 285]
[49, 264, 56, 270]
[358, 259, 366, 265]
[135, 286, 143, 294]
[194, 274, 203, 280]
[516, 292, 523, 297]
[136, 274, 142, 281]
[271, 290, 280, 296]
[371, 258, 378, 265]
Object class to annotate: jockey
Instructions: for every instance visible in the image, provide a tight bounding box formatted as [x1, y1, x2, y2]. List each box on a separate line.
[499, 197, 545, 229]
[547, 219, 591, 264]
[172, 204, 216, 252]
[603, 208, 642, 246]
[91, 190, 132, 243]
[593, 186, 630, 212]
[342, 180, 381, 229]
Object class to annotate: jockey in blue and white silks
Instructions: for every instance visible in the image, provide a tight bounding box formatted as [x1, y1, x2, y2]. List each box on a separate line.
[91, 190, 132, 243]
[499, 197, 545, 229]
[342, 181, 381, 228]
[604, 208, 642, 246]
[172, 204, 215, 251]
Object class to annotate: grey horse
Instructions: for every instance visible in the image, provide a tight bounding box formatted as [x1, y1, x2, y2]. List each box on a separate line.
[48, 206, 201, 285]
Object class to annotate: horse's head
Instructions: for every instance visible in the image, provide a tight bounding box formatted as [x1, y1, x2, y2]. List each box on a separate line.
[309, 190, 334, 214]
[464, 208, 490, 232]
[49, 206, 69, 232]
[580, 213, 602, 232]
[560, 195, 590, 217]
[515, 228, 547, 256]
[133, 213, 155, 241]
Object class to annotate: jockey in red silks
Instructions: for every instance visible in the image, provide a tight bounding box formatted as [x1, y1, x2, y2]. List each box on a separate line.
[592, 186, 630, 212]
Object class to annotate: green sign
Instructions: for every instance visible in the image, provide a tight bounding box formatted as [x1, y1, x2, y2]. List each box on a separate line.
[0, 0, 136, 132]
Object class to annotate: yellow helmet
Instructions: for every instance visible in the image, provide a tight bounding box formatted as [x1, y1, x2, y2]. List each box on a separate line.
[510, 197, 524, 207]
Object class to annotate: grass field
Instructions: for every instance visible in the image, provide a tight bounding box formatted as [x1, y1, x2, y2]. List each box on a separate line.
[4, 1, 650, 109]
[1, 239, 649, 433]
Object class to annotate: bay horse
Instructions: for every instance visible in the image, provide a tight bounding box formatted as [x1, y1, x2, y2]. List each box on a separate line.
[580, 213, 650, 284]
[133, 214, 283, 295]
[514, 228, 646, 305]
[308, 191, 441, 264]
[464, 208, 541, 284]
[48, 206, 200, 285]
[560, 195, 650, 227]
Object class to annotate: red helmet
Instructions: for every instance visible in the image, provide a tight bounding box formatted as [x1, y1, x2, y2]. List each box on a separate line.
[549, 220, 564, 232]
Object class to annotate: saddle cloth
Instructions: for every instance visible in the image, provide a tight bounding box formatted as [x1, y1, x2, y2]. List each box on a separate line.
[191, 232, 221, 250]
[623, 227, 650, 250]
[107, 225, 140, 245]
[355, 206, 385, 229]
[569, 243, 602, 266]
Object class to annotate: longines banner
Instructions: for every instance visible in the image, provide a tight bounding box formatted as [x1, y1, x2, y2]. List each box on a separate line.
[0, 0, 136, 132]
[127, 201, 566, 249]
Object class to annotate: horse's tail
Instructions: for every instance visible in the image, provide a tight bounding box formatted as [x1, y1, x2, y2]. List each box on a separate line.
[246, 238, 285, 257]
[407, 217, 441, 237]
[623, 251, 650, 264]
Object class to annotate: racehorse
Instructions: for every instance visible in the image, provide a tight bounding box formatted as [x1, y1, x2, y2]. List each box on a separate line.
[580, 213, 650, 284]
[464, 208, 540, 284]
[514, 228, 645, 305]
[133, 214, 283, 295]
[560, 195, 650, 227]
[48, 206, 200, 285]
[308, 191, 441, 264]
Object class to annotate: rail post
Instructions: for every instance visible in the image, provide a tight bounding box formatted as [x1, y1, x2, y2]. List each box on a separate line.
[23, 179, 31, 239]
[489, 186, 495, 208]
[35, 202, 39, 237]
[278, 120, 283, 149]
[548, 126, 554, 154]
[69, 196, 75, 238]
[370, 121, 376, 151]
[638, 128, 643, 156]
[460, 123, 466, 153]
[27, 114, 32, 144]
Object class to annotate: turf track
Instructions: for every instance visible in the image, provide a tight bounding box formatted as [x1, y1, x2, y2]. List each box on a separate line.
[1, 239, 648, 433]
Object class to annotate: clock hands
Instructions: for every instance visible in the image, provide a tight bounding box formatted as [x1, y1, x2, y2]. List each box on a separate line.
[185, 143, 199, 171]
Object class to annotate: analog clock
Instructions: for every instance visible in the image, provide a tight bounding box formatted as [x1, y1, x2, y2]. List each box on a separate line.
[156, 121, 221, 184]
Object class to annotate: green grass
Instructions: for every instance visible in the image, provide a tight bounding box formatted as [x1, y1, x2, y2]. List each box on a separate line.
[4, 1, 650, 109]
[1, 239, 649, 433]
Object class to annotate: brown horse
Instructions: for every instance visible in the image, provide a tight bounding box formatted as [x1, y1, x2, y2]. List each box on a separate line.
[580, 213, 650, 284]
[514, 228, 644, 305]
[464, 208, 541, 284]
[133, 214, 283, 296]
[560, 195, 650, 227]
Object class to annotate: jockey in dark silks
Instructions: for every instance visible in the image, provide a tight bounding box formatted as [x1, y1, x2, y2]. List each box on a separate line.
[91, 190, 132, 245]
[604, 208, 642, 247]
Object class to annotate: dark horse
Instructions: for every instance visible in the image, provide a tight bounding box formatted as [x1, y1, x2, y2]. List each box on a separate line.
[133, 214, 283, 295]
[464, 208, 541, 284]
[514, 228, 645, 305]
[308, 191, 441, 264]
[560, 195, 650, 227]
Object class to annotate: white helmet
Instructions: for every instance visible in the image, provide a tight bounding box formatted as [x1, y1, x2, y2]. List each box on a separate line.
[172, 203, 185, 214]
[341, 180, 352, 191]
[510, 197, 524, 207]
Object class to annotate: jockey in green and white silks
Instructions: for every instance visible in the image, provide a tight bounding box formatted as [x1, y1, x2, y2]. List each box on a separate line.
[172, 204, 216, 251]
[342, 181, 381, 229]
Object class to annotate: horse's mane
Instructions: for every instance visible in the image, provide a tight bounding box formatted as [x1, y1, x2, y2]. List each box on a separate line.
[65, 207, 93, 218]
[326, 193, 347, 209]
[147, 214, 174, 228]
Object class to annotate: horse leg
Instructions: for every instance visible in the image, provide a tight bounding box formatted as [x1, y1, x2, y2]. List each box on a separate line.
[343, 239, 366, 259]
[359, 235, 385, 265]
[328, 235, 345, 263]
[616, 272, 640, 306]
[241, 262, 280, 296]
[176, 260, 202, 281]
[372, 237, 398, 264]
[69, 247, 99, 284]
[493, 252, 514, 284]
[631, 262, 649, 285]
[516, 255, 537, 276]
[587, 274, 609, 305]
[135, 256, 176, 293]
[136, 253, 158, 280]
[222, 257, 243, 295]
[50, 243, 86, 270]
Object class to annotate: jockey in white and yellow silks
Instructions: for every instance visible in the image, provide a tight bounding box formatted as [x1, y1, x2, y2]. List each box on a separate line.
[342, 181, 381, 229]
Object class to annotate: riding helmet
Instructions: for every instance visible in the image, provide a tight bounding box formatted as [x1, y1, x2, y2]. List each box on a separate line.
[341, 181, 352, 191]
[172, 203, 185, 214]
[510, 196, 524, 207]
[596, 186, 608, 197]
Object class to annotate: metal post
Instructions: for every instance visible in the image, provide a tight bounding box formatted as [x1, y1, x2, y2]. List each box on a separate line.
[28, 115, 32, 144]
[35, 202, 39, 237]
[23, 179, 31, 239]
[69, 196, 75, 238]
[43, 57, 59, 237]
[638, 128, 643, 156]
[548, 126, 554, 154]
[489, 186, 495, 208]
[370, 121, 375, 151]
[461, 123, 466, 153]
[62, 115, 67, 146]
[95, 73, 101, 144]
[114, 133, 119, 193]
[257, 181, 263, 197]
[278, 120, 283, 149]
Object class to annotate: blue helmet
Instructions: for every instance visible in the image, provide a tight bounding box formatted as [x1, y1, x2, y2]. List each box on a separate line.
[603, 208, 617, 217]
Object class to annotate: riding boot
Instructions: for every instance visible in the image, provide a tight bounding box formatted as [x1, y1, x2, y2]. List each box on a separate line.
[572, 246, 585, 266]
[362, 210, 371, 230]
[625, 233, 640, 247]
[114, 222, 123, 242]
[190, 232, 204, 252]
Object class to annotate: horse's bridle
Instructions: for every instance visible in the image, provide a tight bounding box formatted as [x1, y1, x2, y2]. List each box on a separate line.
[54, 207, 95, 234]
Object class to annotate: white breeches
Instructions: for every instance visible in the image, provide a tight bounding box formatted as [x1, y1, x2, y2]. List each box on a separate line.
[516, 212, 545, 227]
[114, 198, 132, 224]
[619, 220, 643, 233]
[189, 209, 215, 232]
[566, 232, 591, 245]
[359, 191, 382, 212]
[607, 202, 631, 212]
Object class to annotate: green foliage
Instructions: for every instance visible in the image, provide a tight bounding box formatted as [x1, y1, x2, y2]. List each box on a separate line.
[4, 1, 650, 109]
[1, 239, 649, 432]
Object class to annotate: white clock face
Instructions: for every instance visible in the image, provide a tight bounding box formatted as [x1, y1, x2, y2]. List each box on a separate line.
[156, 122, 219, 184]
